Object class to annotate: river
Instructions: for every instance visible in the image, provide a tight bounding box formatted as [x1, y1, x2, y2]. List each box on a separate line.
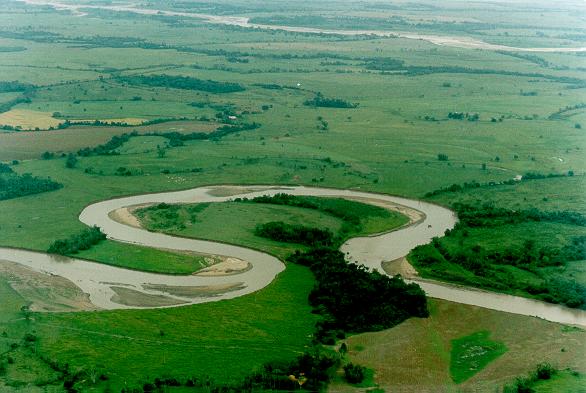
[1, 185, 585, 327]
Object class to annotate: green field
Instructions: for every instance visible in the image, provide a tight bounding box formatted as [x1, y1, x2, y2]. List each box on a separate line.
[0, 0, 585, 391]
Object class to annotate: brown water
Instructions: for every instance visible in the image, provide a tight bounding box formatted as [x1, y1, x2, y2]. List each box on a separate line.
[1, 185, 585, 327]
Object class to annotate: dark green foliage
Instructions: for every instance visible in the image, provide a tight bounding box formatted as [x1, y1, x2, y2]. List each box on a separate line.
[410, 203, 586, 309]
[136, 350, 339, 392]
[72, 123, 260, 158]
[244, 350, 339, 391]
[0, 96, 32, 115]
[425, 172, 575, 197]
[304, 92, 358, 108]
[447, 111, 478, 121]
[255, 221, 334, 246]
[65, 154, 78, 168]
[289, 247, 428, 340]
[0, 163, 13, 174]
[343, 363, 366, 384]
[116, 74, 245, 93]
[363, 58, 405, 71]
[504, 363, 559, 393]
[41, 151, 55, 160]
[535, 363, 556, 380]
[0, 170, 62, 201]
[236, 193, 386, 227]
[47, 226, 106, 255]
[0, 80, 36, 93]
[438, 153, 449, 161]
[453, 203, 586, 227]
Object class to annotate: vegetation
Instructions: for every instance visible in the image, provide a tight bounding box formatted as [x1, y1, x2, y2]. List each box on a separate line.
[47, 226, 106, 255]
[0, 163, 62, 201]
[255, 221, 334, 246]
[289, 247, 428, 343]
[343, 363, 367, 384]
[410, 202, 586, 308]
[235, 194, 407, 243]
[117, 75, 245, 93]
[504, 363, 561, 393]
[304, 92, 358, 108]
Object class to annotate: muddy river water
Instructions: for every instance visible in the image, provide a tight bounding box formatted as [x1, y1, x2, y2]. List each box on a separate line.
[0, 185, 585, 327]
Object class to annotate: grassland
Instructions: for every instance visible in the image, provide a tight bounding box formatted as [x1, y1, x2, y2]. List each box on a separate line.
[329, 299, 586, 393]
[75, 241, 211, 274]
[0, 0, 584, 391]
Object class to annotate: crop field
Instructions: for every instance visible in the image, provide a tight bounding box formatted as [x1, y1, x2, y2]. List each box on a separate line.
[0, 0, 584, 391]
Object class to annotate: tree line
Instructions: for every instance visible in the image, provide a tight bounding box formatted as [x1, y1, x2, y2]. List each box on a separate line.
[424, 171, 577, 198]
[254, 221, 334, 247]
[289, 247, 428, 343]
[0, 163, 62, 201]
[303, 92, 358, 109]
[116, 74, 245, 94]
[410, 203, 586, 309]
[47, 226, 106, 255]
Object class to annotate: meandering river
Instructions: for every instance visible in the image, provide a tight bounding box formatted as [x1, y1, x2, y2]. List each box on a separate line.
[16, 0, 586, 53]
[0, 185, 585, 327]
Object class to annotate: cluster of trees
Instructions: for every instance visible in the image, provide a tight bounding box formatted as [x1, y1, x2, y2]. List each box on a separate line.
[401, 66, 585, 87]
[343, 363, 367, 384]
[59, 122, 260, 159]
[0, 96, 32, 115]
[255, 221, 334, 246]
[0, 164, 62, 201]
[47, 226, 106, 255]
[548, 102, 586, 120]
[452, 203, 586, 228]
[289, 247, 428, 343]
[304, 92, 358, 109]
[447, 111, 479, 121]
[410, 202, 586, 308]
[236, 194, 364, 227]
[0, 81, 35, 93]
[116, 74, 245, 93]
[363, 57, 405, 71]
[412, 236, 586, 308]
[424, 171, 575, 197]
[122, 350, 339, 393]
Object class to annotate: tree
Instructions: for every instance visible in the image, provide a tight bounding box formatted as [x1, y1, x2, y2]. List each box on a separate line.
[156, 145, 166, 158]
[438, 153, 449, 161]
[343, 363, 366, 384]
[65, 154, 78, 169]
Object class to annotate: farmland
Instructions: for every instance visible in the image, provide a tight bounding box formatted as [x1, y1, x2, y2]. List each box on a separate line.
[0, 0, 585, 392]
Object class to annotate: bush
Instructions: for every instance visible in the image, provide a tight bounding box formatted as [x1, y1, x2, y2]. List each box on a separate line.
[0, 172, 63, 201]
[47, 226, 106, 255]
[535, 363, 556, 380]
[289, 247, 428, 338]
[343, 363, 366, 384]
[304, 92, 358, 108]
[255, 222, 333, 246]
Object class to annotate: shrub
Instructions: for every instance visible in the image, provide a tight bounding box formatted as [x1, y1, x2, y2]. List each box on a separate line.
[343, 363, 366, 384]
[48, 226, 106, 255]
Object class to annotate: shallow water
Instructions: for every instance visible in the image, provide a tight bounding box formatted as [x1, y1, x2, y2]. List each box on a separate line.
[0, 185, 585, 327]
